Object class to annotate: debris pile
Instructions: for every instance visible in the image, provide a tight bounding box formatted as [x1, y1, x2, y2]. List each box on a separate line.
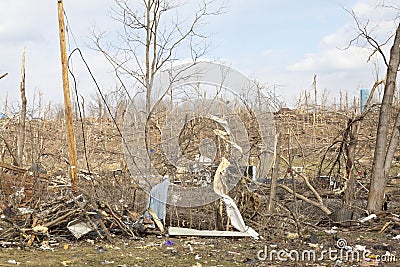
[0, 193, 155, 247]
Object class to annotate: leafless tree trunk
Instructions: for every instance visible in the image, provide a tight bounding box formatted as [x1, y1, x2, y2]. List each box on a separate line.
[17, 48, 27, 167]
[267, 133, 281, 214]
[312, 74, 317, 148]
[343, 119, 360, 207]
[89, 92, 105, 120]
[367, 23, 400, 213]
[0, 133, 18, 165]
[4, 94, 8, 117]
[384, 110, 400, 174]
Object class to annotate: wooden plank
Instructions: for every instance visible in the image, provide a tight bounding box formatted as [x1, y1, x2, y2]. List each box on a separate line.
[168, 227, 251, 237]
[148, 208, 165, 233]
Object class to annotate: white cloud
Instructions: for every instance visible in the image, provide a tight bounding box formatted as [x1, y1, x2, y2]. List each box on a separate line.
[261, 49, 275, 57]
[352, 1, 376, 17]
[286, 0, 398, 83]
[287, 46, 371, 72]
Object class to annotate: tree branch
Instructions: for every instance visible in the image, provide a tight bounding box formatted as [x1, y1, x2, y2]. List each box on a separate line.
[0, 73, 8, 80]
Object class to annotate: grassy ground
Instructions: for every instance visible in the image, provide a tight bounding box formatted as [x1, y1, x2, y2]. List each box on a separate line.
[0, 236, 258, 267]
[0, 230, 398, 267]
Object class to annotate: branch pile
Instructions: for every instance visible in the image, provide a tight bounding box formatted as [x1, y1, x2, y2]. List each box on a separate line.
[0, 193, 146, 247]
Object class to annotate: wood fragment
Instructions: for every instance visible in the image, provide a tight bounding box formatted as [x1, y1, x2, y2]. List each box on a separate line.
[44, 210, 76, 228]
[105, 204, 136, 237]
[27, 217, 39, 246]
[148, 208, 164, 233]
[0, 162, 27, 173]
[379, 221, 393, 233]
[98, 218, 113, 243]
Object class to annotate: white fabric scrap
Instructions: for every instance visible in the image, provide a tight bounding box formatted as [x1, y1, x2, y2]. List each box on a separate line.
[359, 214, 376, 223]
[213, 157, 260, 239]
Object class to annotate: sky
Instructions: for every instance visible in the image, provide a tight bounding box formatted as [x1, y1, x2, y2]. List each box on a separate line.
[0, 0, 399, 114]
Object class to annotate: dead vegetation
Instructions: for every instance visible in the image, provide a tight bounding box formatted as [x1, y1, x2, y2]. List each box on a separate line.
[0, 96, 399, 266]
[0, 101, 399, 243]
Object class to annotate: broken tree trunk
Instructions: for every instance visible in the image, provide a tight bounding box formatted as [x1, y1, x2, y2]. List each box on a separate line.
[267, 133, 281, 214]
[344, 118, 360, 207]
[17, 48, 27, 167]
[278, 183, 331, 215]
[367, 23, 400, 213]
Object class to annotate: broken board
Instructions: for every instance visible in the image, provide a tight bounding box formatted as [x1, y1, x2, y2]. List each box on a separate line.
[168, 227, 252, 237]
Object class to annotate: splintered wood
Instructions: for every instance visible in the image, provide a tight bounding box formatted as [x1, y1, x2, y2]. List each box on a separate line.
[0, 194, 141, 246]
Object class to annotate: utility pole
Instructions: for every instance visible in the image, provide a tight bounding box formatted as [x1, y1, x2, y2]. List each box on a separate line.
[58, 0, 78, 195]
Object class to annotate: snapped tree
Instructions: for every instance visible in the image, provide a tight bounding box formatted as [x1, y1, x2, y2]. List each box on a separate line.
[367, 23, 400, 213]
[17, 48, 27, 167]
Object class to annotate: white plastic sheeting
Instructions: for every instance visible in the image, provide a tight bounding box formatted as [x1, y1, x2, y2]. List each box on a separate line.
[146, 176, 170, 222]
[213, 157, 260, 239]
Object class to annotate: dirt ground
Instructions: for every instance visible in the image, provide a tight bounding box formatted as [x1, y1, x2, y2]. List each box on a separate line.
[0, 230, 398, 267]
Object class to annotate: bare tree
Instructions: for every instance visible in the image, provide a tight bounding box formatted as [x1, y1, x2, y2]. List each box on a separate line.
[344, 1, 400, 213]
[89, 92, 105, 120]
[92, 0, 224, 115]
[367, 23, 400, 213]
